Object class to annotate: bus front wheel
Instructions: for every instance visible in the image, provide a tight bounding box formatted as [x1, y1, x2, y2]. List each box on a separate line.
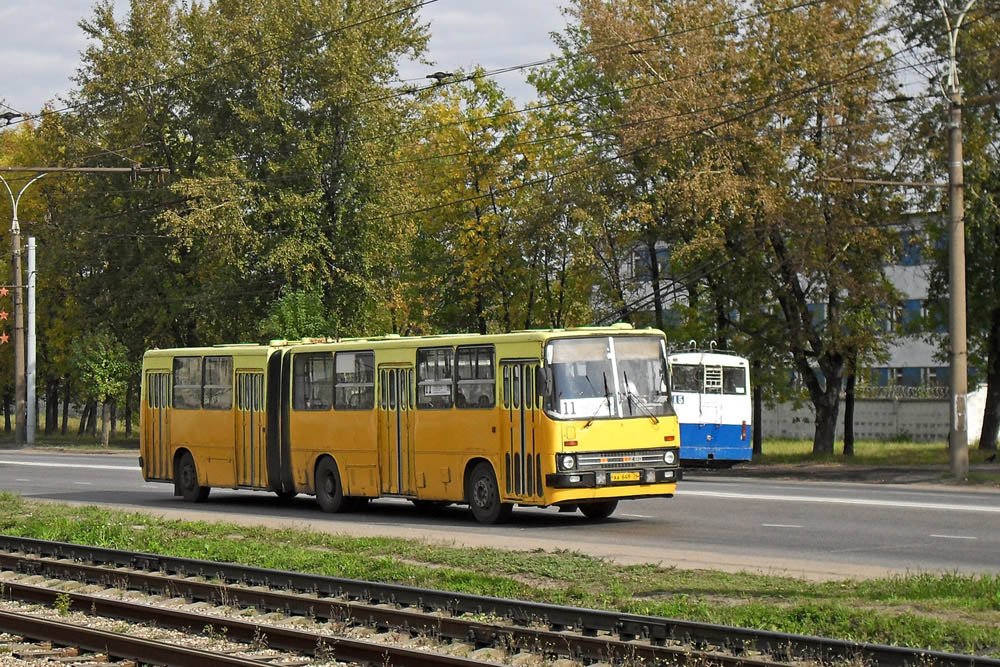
[580, 500, 618, 520]
[176, 452, 210, 503]
[467, 462, 512, 524]
[315, 458, 346, 513]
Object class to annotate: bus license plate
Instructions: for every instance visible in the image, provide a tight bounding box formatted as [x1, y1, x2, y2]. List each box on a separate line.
[610, 471, 640, 483]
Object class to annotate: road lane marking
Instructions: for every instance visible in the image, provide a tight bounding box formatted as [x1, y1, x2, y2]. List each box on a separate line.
[622, 513, 653, 518]
[682, 489, 1000, 513]
[0, 460, 135, 471]
[762, 523, 802, 528]
[15, 479, 30, 482]
[929, 534, 977, 540]
[73, 482, 93, 486]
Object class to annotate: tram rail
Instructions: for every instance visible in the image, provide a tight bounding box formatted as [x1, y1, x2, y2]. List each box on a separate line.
[0, 534, 996, 667]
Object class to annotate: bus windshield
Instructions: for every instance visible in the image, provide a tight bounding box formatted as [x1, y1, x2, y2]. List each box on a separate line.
[544, 336, 673, 420]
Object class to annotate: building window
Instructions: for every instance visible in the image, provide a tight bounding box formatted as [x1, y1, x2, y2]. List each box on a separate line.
[334, 351, 375, 410]
[293, 352, 333, 411]
[417, 347, 454, 409]
[456, 345, 495, 408]
[632, 246, 670, 281]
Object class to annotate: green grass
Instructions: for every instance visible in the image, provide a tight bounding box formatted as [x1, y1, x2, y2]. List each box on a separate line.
[756, 439, 997, 466]
[0, 492, 997, 656]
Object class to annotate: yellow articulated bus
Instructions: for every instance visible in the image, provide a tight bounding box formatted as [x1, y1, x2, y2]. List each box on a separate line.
[140, 325, 682, 523]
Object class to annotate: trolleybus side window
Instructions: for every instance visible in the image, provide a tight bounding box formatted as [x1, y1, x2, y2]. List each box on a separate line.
[723, 367, 747, 394]
[671, 364, 701, 392]
[172, 357, 202, 409]
[417, 347, 454, 409]
[334, 350, 375, 410]
[292, 352, 333, 411]
[202, 356, 233, 410]
[455, 345, 495, 409]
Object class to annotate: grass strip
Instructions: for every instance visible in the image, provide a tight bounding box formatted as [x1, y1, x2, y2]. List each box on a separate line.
[0, 492, 996, 656]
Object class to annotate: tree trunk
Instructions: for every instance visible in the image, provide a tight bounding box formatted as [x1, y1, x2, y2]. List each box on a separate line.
[978, 305, 1000, 451]
[813, 390, 840, 456]
[78, 400, 91, 436]
[752, 361, 763, 458]
[45, 378, 59, 435]
[3, 393, 10, 433]
[110, 399, 117, 435]
[646, 238, 664, 331]
[101, 399, 111, 447]
[844, 370, 856, 457]
[125, 380, 134, 438]
[61, 381, 70, 436]
[87, 399, 98, 436]
[810, 365, 843, 456]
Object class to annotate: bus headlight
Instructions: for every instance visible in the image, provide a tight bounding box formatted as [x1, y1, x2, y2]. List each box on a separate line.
[663, 450, 676, 465]
[559, 454, 576, 471]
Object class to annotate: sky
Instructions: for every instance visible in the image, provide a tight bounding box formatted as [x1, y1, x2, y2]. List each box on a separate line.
[0, 0, 568, 119]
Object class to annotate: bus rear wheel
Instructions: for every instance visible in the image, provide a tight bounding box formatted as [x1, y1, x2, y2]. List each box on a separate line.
[467, 462, 512, 524]
[176, 452, 210, 503]
[580, 500, 618, 520]
[315, 458, 346, 513]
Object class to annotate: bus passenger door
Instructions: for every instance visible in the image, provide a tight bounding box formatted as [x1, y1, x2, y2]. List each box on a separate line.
[501, 360, 540, 500]
[144, 372, 171, 481]
[378, 365, 415, 496]
[235, 371, 266, 488]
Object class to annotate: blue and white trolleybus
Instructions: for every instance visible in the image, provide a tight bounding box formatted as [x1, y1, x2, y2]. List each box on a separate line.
[668, 348, 752, 467]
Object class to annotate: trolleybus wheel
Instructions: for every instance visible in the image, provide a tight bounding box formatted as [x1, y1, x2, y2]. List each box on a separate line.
[315, 458, 345, 513]
[580, 500, 618, 520]
[176, 452, 210, 503]
[467, 462, 512, 524]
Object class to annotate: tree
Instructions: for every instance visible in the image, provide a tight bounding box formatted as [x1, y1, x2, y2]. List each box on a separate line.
[899, 0, 1000, 452]
[70, 330, 134, 446]
[540, 0, 906, 453]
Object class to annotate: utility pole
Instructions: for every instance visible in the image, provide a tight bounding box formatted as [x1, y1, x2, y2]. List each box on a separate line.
[27, 237, 36, 444]
[938, 0, 976, 479]
[0, 164, 168, 446]
[0, 171, 48, 447]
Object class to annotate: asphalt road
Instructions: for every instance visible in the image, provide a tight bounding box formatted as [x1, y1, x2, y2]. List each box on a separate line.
[1, 450, 997, 580]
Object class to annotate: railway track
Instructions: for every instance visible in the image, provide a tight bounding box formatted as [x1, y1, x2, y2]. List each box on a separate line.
[0, 534, 995, 667]
[0, 609, 283, 666]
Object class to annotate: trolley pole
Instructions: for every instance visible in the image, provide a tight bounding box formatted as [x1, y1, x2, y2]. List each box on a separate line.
[939, 0, 975, 479]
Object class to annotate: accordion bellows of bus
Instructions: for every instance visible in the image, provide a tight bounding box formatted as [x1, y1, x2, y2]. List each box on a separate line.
[667, 349, 752, 468]
[140, 325, 682, 524]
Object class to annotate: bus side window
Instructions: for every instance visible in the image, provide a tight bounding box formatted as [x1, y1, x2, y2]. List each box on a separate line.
[456, 345, 495, 409]
[417, 347, 454, 409]
[202, 356, 233, 410]
[172, 357, 201, 409]
[334, 350, 375, 410]
[292, 353, 333, 411]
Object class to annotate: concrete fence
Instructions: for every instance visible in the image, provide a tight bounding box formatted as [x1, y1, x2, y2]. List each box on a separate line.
[762, 386, 992, 444]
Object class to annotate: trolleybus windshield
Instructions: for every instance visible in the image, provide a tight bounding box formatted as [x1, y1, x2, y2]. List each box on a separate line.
[544, 336, 672, 420]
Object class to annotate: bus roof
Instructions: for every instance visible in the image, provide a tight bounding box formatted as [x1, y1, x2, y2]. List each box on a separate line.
[143, 325, 667, 357]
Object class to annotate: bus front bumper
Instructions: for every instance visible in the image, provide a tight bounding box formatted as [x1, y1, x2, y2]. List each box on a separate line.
[545, 467, 682, 489]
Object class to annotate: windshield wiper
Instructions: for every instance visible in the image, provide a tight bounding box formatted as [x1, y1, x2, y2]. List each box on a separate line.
[621, 371, 659, 425]
[583, 372, 613, 429]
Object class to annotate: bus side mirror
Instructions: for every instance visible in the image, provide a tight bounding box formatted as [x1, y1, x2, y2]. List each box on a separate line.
[535, 366, 552, 401]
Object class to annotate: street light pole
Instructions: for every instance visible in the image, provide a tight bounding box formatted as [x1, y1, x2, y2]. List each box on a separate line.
[938, 0, 975, 479]
[0, 172, 47, 447]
